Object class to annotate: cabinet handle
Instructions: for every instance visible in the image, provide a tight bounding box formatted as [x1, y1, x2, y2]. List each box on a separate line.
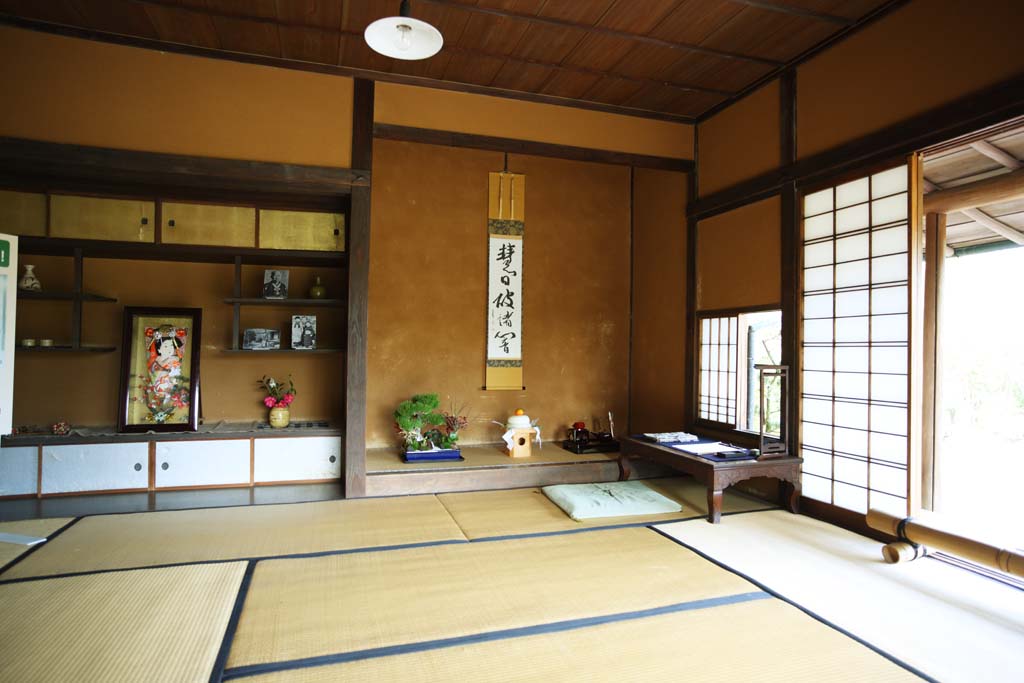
[329, 455, 337, 463]
[133, 463, 142, 471]
[141, 217, 149, 225]
[161, 462, 169, 470]
[168, 219, 176, 227]
[333, 229, 340, 236]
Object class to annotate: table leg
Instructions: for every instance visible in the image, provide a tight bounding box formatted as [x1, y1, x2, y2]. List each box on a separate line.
[785, 479, 801, 514]
[707, 488, 723, 524]
[618, 455, 632, 481]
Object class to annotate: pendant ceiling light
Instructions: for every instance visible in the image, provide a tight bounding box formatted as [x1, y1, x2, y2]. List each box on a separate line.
[364, 0, 443, 61]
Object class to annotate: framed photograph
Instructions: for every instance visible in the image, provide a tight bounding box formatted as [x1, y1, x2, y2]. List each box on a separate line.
[291, 315, 317, 350]
[117, 307, 202, 433]
[243, 328, 281, 350]
[262, 269, 289, 299]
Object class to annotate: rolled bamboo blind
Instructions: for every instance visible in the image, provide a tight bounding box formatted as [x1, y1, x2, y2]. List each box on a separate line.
[866, 509, 1024, 578]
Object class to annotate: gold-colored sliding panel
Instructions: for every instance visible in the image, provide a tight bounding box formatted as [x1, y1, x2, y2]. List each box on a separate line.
[0, 190, 47, 237]
[161, 202, 255, 248]
[50, 195, 154, 242]
[259, 210, 344, 251]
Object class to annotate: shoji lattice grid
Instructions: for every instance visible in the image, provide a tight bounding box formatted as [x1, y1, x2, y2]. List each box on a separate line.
[698, 315, 738, 425]
[800, 166, 910, 515]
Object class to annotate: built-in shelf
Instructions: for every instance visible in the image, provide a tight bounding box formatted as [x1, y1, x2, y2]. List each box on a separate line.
[220, 348, 343, 354]
[18, 290, 117, 302]
[1, 421, 343, 447]
[17, 345, 117, 353]
[224, 297, 344, 307]
[20, 236, 347, 268]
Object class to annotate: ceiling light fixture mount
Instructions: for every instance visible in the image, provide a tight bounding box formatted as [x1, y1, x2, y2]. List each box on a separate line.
[364, 0, 443, 61]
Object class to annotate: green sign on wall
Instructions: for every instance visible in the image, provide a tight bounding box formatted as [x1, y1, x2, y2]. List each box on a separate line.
[0, 240, 9, 268]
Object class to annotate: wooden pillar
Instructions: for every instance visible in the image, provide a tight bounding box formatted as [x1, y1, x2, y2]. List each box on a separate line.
[779, 70, 799, 457]
[921, 211, 946, 510]
[684, 168, 698, 428]
[345, 79, 374, 498]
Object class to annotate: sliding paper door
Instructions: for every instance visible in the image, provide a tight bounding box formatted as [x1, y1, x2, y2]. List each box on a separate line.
[799, 166, 915, 516]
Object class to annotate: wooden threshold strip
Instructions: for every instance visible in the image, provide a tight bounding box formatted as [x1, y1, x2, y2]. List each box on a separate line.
[373, 124, 694, 173]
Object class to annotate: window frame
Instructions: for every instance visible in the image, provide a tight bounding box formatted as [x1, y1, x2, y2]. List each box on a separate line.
[693, 304, 782, 440]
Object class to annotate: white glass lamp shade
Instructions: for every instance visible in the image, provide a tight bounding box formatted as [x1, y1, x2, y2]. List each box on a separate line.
[364, 16, 443, 60]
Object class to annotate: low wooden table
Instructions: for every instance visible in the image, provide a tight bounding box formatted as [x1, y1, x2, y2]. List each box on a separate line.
[619, 437, 803, 524]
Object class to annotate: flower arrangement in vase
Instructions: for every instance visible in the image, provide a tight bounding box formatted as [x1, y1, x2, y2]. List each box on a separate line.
[259, 375, 296, 428]
[394, 393, 468, 462]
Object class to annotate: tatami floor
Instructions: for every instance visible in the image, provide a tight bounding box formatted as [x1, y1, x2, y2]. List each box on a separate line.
[0, 477, 1020, 682]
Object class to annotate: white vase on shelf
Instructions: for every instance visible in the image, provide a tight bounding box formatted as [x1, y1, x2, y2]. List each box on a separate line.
[18, 264, 41, 291]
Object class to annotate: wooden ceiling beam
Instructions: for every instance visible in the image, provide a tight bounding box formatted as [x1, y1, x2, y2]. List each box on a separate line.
[725, 1, 855, 26]
[413, 0, 784, 66]
[960, 207, 1024, 246]
[970, 140, 1022, 170]
[923, 168, 1024, 214]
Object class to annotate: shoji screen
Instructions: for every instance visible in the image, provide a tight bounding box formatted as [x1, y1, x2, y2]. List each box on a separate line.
[800, 166, 911, 515]
[698, 315, 738, 425]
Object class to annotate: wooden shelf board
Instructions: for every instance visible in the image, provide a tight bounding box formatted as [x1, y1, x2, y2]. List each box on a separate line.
[224, 298, 345, 307]
[19, 236, 348, 268]
[1, 422, 343, 447]
[17, 290, 117, 302]
[17, 345, 116, 353]
[221, 348, 344, 354]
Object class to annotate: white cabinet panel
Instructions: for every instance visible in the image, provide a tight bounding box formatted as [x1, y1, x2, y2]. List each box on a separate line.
[254, 437, 341, 483]
[155, 440, 250, 488]
[41, 443, 148, 494]
[0, 447, 38, 496]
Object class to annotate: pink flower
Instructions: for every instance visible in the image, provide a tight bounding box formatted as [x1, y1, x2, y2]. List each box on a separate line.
[263, 396, 275, 408]
[282, 393, 294, 405]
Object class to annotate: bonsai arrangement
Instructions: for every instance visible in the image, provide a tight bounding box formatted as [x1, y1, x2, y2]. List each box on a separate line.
[394, 393, 468, 461]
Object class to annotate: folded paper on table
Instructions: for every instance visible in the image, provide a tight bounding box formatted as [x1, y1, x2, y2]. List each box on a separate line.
[671, 442, 746, 456]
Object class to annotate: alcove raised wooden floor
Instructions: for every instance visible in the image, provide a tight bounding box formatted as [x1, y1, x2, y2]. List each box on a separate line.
[364, 444, 666, 496]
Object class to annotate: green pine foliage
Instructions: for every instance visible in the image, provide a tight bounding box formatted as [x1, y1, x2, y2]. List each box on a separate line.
[393, 393, 463, 451]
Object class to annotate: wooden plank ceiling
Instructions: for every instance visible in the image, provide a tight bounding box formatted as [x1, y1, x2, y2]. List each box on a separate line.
[923, 120, 1024, 251]
[0, 0, 894, 121]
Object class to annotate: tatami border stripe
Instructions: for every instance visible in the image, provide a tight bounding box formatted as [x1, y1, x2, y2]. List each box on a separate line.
[209, 560, 256, 683]
[0, 508, 778, 584]
[470, 507, 774, 544]
[220, 591, 772, 681]
[0, 538, 471, 585]
[646, 526, 937, 682]
[0, 516, 82, 577]
[0, 509, 775, 584]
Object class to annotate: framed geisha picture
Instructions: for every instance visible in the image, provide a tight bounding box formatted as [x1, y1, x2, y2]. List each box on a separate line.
[117, 307, 202, 433]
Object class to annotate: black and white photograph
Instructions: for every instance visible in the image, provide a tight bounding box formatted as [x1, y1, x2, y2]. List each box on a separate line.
[262, 269, 289, 299]
[291, 315, 317, 350]
[242, 328, 280, 351]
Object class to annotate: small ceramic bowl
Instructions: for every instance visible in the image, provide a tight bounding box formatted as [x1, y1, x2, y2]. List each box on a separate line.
[20, 339, 36, 347]
[39, 339, 54, 347]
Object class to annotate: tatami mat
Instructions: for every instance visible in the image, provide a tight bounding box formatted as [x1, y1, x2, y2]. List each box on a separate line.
[0, 562, 246, 682]
[236, 596, 920, 682]
[2, 496, 467, 579]
[0, 517, 74, 569]
[437, 477, 773, 539]
[227, 526, 753, 669]
[657, 510, 1024, 682]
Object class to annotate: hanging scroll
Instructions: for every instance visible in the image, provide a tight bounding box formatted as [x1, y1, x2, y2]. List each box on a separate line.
[486, 171, 525, 390]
